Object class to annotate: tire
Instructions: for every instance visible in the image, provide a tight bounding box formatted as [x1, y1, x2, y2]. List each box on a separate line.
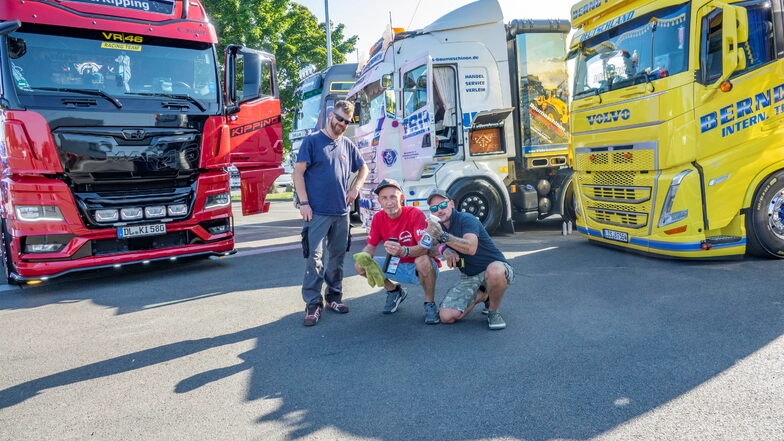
[449, 179, 503, 234]
[560, 176, 577, 224]
[746, 170, 784, 258]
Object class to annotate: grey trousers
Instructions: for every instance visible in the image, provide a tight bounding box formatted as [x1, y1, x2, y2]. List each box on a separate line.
[301, 213, 350, 306]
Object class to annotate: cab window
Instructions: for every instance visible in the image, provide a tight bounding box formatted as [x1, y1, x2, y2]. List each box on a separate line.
[402, 64, 427, 117]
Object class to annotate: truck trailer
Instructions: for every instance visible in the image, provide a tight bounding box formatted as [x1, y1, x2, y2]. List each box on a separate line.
[347, 0, 574, 234]
[0, 0, 283, 283]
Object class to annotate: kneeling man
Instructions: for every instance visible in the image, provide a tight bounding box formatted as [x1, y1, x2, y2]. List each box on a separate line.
[354, 179, 440, 324]
[426, 189, 514, 330]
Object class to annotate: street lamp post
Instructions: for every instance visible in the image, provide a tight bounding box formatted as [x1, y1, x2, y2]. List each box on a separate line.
[325, 0, 333, 67]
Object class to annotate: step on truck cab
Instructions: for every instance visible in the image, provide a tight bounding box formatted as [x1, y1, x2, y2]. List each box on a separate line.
[347, 0, 573, 234]
[569, 0, 784, 258]
[0, 0, 283, 283]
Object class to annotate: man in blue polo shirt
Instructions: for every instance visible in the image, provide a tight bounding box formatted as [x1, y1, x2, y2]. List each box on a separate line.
[425, 189, 515, 330]
[293, 100, 369, 326]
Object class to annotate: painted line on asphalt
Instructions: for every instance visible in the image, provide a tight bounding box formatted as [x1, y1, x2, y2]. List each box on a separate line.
[503, 247, 557, 259]
[227, 235, 369, 258]
[143, 291, 222, 309]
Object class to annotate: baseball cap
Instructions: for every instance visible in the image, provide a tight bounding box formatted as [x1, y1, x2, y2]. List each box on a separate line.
[427, 188, 450, 204]
[374, 178, 403, 195]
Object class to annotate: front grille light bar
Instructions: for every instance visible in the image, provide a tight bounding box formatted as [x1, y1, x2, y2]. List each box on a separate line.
[93, 204, 190, 224]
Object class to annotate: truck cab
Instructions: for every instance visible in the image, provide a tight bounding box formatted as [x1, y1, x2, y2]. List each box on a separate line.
[0, 0, 283, 282]
[348, 0, 573, 233]
[569, 0, 784, 258]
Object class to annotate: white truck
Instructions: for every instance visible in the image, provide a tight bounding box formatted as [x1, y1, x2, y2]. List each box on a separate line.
[348, 0, 573, 233]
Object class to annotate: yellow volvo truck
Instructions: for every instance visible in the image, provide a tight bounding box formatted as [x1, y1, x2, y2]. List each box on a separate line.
[569, 0, 784, 258]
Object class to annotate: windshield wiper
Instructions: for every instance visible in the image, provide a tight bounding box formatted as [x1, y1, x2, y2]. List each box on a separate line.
[33, 87, 122, 109]
[126, 92, 206, 112]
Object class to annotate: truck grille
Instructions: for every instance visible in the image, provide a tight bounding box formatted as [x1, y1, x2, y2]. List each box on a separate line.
[73, 182, 196, 228]
[578, 171, 654, 229]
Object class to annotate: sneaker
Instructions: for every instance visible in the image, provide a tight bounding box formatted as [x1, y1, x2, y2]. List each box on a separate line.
[481, 300, 490, 315]
[487, 310, 506, 330]
[424, 302, 440, 324]
[383, 285, 407, 314]
[326, 300, 349, 314]
[304, 304, 322, 326]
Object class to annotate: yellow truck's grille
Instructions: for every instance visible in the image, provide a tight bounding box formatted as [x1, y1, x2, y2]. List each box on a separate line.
[584, 185, 651, 203]
[578, 171, 654, 229]
[575, 149, 656, 171]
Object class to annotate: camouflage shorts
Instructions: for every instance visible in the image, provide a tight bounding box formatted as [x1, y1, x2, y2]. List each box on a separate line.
[441, 261, 515, 312]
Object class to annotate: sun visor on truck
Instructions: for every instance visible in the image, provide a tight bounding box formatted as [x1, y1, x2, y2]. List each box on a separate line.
[469, 108, 514, 129]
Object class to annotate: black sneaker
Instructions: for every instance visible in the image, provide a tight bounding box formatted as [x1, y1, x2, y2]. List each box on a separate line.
[326, 300, 349, 313]
[304, 304, 322, 326]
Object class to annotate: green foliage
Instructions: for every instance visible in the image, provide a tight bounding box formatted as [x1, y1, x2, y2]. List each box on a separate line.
[200, 0, 358, 153]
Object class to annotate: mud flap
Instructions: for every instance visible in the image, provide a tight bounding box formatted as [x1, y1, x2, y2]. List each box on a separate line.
[238, 167, 283, 215]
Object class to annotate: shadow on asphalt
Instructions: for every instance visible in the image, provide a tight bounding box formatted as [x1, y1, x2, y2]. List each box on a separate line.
[1, 233, 782, 440]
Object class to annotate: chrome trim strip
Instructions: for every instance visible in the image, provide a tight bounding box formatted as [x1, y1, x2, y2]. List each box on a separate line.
[574, 121, 665, 136]
[572, 90, 669, 113]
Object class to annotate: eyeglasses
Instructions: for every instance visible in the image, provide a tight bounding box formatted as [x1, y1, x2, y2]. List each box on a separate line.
[429, 201, 449, 212]
[333, 113, 350, 124]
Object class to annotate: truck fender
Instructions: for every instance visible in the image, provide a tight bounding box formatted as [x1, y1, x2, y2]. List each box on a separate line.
[742, 159, 784, 210]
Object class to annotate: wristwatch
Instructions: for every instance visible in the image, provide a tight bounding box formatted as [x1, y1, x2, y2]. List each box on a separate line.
[300, 201, 309, 206]
[439, 232, 450, 244]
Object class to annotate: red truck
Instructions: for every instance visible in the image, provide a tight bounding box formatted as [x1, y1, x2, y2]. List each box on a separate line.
[0, 0, 283, 284]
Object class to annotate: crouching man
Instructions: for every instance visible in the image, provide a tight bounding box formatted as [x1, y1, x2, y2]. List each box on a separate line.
[425, 189, 514, 330]
[354, 179, 441, 324]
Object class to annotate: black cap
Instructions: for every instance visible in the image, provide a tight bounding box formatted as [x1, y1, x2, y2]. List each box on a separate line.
[427, 188, 450, 204]
[374, 178, 403, 195]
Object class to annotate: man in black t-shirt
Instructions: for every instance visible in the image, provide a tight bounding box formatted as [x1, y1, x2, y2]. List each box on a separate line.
[425, 189, 515, 330]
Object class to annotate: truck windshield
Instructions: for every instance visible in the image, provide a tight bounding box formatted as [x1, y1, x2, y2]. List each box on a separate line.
[573, 3, 689, 99]
[355, 79, 393, 125]
[294, 93, 322, 131]
[7, 26, 219, 106]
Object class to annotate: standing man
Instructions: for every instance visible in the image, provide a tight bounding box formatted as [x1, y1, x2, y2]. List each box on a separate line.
[353, 179, 440, 324]
[425, 189, 514, 330]
[294, 100, 369, 326]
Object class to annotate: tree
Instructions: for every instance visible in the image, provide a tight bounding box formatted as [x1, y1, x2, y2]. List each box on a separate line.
[200, 0, 358, 152]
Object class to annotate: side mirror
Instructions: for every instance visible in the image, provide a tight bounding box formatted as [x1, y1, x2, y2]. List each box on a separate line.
[719, 4, 749, 83]
[0, 20, 21, 36]
[416, 74, 428, 89]
[381, 74, 393, 88]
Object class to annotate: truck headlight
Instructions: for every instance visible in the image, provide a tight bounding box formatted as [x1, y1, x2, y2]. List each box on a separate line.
[204, 192, 231, 210]
[658, 170, 692, 227]
[15, 205, 65, 222]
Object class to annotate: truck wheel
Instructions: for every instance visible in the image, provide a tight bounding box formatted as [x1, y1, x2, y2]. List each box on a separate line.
[561, 177, 577, 224]
[746, 171, 784, 258]
[449, 179, 502, 233]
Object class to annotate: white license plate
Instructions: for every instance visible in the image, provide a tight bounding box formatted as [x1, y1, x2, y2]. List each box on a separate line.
[118, 223, 166, 238]
[603, 229, 628, 243]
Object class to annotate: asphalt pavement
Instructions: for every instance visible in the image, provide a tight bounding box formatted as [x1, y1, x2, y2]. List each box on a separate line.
[1, 201, 782, 441]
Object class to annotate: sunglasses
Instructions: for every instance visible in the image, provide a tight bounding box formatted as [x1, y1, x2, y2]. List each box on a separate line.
[333, 113, 350, 124]
[429, 201, 449, 212]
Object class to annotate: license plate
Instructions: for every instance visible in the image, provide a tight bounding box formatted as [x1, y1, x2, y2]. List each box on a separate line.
[118, 223, 166, 238]
[603, 229, 628, 243]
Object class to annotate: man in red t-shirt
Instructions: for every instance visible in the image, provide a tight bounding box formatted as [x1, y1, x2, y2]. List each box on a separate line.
[354, 179, 441, 324]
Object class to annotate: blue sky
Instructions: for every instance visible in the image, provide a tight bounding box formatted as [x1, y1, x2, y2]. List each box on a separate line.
[297, 0, 577, 63]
